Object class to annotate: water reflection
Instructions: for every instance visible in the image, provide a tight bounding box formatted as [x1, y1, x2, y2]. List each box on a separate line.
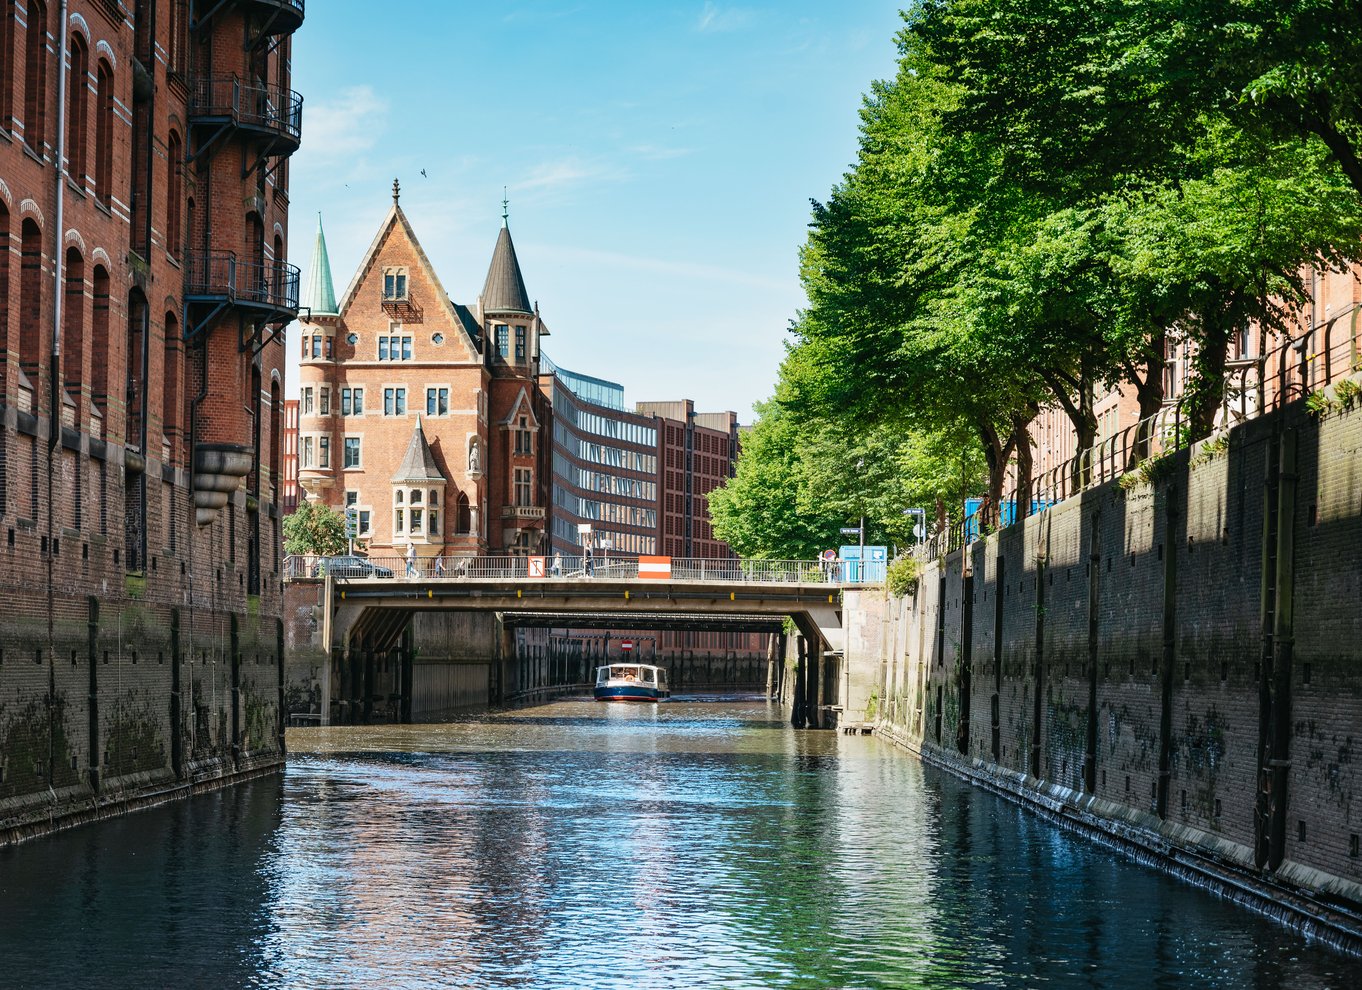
[0, 697, 1357, 988]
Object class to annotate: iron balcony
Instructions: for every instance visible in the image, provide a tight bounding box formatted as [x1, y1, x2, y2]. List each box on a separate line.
[184, 250, 302, 323]
[189, 76, 303, 157]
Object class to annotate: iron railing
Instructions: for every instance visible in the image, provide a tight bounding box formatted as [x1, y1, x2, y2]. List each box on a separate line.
[184, 250, 301, 314]
[282, 554, 844, 585]
[923, 316, 1362, 559]
[190, 76, 303, 146]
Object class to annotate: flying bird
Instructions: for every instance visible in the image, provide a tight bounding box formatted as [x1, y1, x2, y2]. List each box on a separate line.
[420, 169, 428, 178]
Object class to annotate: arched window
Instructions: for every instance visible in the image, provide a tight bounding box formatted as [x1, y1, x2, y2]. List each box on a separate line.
[19, 219, 43, 392]
[2, 2, 17, 133]
[247, 212, 264, 300]
[63, 247, 85, 417]
[166, 130, 182, 257]
[66, 32, 88, 185]
[91, 265, 110, 412]
[456, 492, 470, 534]
[95, 61, 113, 206]
[270, 379, 282, 500]
[23, 0, 47, 153]
[162, 311, 180, 448]
[273, 232, 284, 306]
[126, 289, 148, 449]
[249, 363, 262, 494]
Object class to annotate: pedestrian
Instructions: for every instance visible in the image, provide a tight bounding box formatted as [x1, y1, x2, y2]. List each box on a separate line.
[405, 540, 416, 578]
[584, 545, 594, 578]
[435, 555, 445, 578]
[551, 551, 562, 577]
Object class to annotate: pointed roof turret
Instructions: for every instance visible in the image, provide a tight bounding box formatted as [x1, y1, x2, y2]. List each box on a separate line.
[391, 416, 446, 484]
[481, 222, 533, 316]
[304, 213, 338, 316]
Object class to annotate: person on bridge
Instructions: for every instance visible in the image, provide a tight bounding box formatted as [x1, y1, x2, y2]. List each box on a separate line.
[435, 556, 445, 578]
[584, 545, 595, 577]
[551, 552, 562, 577]
[405, 541, 416, 577]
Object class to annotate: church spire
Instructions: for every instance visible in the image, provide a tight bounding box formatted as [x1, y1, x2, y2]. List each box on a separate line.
[304, 213, 338, 317]
[480, 220, 533, 316]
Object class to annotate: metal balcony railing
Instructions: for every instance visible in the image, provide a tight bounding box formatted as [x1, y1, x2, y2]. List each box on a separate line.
[190, 76, 303, 150]
[282, 555, 846, 585]
[184, 250, 301, 316]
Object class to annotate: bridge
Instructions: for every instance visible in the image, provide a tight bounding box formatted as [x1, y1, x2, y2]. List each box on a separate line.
[283, 555, 864, 725]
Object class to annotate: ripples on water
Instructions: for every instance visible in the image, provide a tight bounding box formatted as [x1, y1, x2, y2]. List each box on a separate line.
[1, 696, 1358, 989]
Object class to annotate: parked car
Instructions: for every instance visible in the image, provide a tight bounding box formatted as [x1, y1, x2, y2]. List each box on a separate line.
[319, 555, 395, 579]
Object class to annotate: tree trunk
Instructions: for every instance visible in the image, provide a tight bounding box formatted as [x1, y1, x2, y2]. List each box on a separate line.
[1012, 415, 1034, 516]
[1125, 331, 1166, 466]
[1186, 316, 1234, 442]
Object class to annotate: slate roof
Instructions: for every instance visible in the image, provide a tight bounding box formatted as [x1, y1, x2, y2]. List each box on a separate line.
[480, 225, 533, 315]
[391, 416, 446, 483]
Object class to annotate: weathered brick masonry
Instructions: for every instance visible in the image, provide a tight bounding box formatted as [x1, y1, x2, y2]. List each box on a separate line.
[845, 386, 1362, 952]
[2, 0, 302, 843]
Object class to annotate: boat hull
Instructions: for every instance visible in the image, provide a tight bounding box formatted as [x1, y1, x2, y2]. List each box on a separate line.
[594, 685, 669, 702]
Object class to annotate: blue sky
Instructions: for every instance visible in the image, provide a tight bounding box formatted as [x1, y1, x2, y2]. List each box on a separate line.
[286, 1, 906, 418]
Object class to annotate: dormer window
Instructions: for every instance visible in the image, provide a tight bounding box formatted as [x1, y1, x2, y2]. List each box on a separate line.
[382, 267, 409, 301]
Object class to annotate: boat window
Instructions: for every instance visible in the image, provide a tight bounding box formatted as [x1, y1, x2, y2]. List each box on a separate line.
[641, 668, 655, 683]
[596, 668, 610, 684]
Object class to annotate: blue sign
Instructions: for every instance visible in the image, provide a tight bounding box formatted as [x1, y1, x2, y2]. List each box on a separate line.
[839, 545, 888, 582]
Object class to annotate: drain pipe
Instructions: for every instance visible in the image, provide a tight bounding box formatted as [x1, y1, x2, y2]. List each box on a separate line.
[45, 0, 71, 795]
[50, 0, 70, 435]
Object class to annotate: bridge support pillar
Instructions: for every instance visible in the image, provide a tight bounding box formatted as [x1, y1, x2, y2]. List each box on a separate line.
[791, 636, 807, 729]
[362, 648, 375, 724]
[400, 627, 413, 724]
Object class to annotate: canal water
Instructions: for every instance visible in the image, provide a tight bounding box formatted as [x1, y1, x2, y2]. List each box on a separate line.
[2, 697, 1359, 989]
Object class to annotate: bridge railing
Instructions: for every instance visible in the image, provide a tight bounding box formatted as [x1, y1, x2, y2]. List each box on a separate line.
[282, 554, 838, 584]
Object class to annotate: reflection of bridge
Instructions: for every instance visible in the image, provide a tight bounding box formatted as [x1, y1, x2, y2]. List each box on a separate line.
[284, 556, 861, 725]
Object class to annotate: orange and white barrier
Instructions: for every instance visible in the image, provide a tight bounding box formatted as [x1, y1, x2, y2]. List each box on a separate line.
[637, 556, 672, 580]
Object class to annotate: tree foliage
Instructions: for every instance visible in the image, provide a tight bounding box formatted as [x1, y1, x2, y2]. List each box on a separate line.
[714, 1, 1362, 553]
[283, 500, 348, 557]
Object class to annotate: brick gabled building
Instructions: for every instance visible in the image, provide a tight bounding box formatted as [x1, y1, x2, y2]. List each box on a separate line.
[294, 186, 550, 562]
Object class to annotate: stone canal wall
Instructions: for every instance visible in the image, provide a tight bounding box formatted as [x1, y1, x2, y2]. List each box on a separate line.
[843, 385, 1362, 952]
[1, 563, 286, 847]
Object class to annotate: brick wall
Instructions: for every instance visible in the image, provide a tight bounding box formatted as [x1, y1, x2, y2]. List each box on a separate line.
[846, 381, 1362, 943]
[1, 1, 298, 843]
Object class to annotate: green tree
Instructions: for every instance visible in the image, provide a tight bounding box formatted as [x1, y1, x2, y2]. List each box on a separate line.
[283, 500, 348, 557]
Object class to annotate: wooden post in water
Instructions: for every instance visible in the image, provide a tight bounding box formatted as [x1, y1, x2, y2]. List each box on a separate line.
[791, 636, 807, 728]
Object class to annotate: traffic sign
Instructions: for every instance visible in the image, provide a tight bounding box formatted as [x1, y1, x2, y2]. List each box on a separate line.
[527, 556, 546, 578]
[620, 640, 634, 652]
[344, 506, 358, 540]
[840, 527, 861, 536]
[820, 549, 836, 562]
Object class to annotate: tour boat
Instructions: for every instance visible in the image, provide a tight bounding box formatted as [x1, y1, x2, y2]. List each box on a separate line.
[594, 663, 670, 702]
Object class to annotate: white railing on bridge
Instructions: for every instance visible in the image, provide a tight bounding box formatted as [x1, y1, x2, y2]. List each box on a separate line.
[282, 554, 843, 585]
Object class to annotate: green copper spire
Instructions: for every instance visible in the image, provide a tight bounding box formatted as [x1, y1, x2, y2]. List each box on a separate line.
[304, 213, 338, 317]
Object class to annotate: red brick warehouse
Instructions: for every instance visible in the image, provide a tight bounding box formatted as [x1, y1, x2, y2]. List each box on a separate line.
[0, 0, 303, 835]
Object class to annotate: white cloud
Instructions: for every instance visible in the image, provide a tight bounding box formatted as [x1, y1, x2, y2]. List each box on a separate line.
[627, 144, 694, 161]
[698, 2, 755, 33]
[512, 157, 630, 193]
[296, 85, 389, 165]
[534, 243, 791, 293]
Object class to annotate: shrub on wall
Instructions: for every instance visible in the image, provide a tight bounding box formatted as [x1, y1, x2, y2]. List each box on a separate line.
[886, 556, 921, 597]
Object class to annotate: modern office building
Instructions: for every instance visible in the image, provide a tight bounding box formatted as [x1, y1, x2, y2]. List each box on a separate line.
[0, 0, 303, 831]
[541, 357, 660, 558]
